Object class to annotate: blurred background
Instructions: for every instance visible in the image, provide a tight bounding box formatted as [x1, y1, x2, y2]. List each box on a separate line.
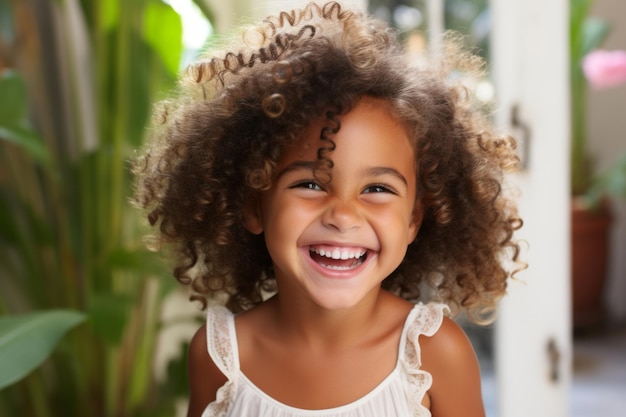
[0, 1, 624, 416]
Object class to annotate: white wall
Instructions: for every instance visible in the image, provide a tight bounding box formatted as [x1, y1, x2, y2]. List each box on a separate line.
[588, 0, 626, 323]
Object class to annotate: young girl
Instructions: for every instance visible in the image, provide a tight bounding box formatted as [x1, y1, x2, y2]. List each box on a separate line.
[133, 2, 523, 416]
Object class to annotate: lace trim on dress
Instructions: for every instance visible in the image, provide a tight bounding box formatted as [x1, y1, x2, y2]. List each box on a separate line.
[203, 305, 239, 417]
[400, 302, 450, 416]
[202, 302, 449, 417]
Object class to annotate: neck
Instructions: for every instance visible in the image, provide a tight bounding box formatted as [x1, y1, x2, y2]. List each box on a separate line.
[265, 290, 400, 350]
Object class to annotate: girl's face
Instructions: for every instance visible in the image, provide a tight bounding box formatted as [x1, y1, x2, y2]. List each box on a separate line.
[246, 97, 422, 311]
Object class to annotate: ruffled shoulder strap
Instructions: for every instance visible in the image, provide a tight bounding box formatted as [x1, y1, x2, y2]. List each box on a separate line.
[401, 302, 450, 363]
[205, 305, 240, 379]
[202, 306, 240, 417]
[398, 302, 450, 416]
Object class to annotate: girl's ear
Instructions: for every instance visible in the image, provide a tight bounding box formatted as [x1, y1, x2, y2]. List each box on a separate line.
[243, 200, 263, 235]
[408, 201, 424, 243]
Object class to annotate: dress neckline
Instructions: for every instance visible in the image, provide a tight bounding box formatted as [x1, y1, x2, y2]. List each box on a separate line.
[226, 304, 423, 413]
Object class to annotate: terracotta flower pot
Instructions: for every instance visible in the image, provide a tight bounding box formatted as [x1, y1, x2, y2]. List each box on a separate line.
[571, 198, 612, 329]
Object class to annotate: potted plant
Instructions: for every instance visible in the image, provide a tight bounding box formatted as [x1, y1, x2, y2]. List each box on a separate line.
[569, 0, 626, 329]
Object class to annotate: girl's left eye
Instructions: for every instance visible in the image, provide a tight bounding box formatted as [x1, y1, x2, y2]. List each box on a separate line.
[363, 184, 396, 194]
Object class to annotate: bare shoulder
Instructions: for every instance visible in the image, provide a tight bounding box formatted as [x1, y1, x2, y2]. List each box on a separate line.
[421, 317, 477, 366]
[187, 324, 228, 417]
[420, 317, 486, 417]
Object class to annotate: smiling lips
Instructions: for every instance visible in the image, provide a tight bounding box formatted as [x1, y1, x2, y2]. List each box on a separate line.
[309, 246, 369, 271]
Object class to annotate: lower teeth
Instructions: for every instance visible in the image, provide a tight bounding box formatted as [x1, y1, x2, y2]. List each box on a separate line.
[316, 254, 366, 271]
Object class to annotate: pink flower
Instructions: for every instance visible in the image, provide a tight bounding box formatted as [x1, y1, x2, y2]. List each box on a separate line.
[583, 50, 626, 89]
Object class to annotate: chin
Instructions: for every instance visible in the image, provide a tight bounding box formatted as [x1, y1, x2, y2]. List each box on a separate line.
[307, 289, 376, 311]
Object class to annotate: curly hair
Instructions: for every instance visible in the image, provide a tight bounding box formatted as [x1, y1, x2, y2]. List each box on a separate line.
[132, 1, 524, 323]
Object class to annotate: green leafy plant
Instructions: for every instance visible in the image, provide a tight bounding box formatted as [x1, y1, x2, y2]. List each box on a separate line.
[0, 311, 85, 391]
[0, 0, 211, 415]
[570, 0, 626, 208]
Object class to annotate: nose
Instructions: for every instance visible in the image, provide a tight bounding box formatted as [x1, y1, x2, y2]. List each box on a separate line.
[321, 197, 363, 232]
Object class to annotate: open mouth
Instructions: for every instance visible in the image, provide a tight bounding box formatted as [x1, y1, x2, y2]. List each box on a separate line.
[308, 246, 369, 271]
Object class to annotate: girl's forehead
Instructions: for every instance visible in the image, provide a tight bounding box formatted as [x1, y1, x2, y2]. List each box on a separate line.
[277, 97, 415, 168]
[285, 98, 411, 157]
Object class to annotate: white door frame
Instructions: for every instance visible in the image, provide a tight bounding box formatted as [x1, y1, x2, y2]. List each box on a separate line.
[491, 1, 572, 416]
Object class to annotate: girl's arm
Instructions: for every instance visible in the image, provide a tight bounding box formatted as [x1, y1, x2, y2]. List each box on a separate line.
[186, 325, 228, 417]
[421, 317, 486, 417]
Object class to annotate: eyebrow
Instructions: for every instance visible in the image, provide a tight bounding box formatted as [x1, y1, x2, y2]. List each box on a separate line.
[275, 161, 317, 180]
[276, 162, 408, 186]
[365, 167, 409, 186]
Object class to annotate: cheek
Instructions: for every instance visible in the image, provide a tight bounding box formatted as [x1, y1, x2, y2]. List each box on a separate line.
[260, 198, 308, 243]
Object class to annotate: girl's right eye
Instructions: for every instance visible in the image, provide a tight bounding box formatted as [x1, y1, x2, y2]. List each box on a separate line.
[290, 181, 323, 191]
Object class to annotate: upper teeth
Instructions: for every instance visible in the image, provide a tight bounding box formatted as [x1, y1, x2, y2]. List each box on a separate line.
[313, 248, 366, 260]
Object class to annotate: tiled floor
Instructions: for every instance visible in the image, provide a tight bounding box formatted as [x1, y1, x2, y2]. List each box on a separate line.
[472, 325, 626, 417]
[569, 327, 626, 417]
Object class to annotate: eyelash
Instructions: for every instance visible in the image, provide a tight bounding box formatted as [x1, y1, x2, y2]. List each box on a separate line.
[290, 181, 397, 195]
[291, 181, 323, 191]
[363, 184, 397, 194]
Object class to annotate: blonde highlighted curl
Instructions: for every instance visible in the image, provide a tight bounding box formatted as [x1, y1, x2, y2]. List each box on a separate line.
[132, 1, 524, 323]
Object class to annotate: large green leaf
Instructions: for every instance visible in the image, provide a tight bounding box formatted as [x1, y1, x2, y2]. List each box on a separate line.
[0, 70, 50, 164]
[101, 0, 120, 33]
[0, 70, 26, 123]
[581, 17, 610, 56]
[143, 1, 183, 76]
[0, 310, 85, 390]
[87, 294, 133, 344]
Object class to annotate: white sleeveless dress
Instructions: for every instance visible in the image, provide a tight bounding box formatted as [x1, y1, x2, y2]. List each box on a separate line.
[202, 302, 449, 417]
